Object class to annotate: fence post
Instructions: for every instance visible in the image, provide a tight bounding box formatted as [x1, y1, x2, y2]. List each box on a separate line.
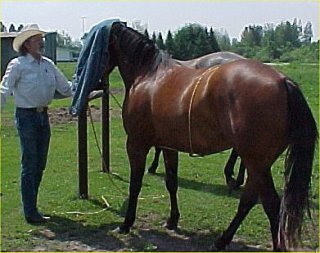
[101, 87, 110, 172]
[78, 102, 88, 199]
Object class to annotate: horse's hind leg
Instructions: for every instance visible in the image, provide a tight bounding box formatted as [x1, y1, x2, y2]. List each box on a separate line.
[258, 171, 281, 251]
[118, 139, 148, 233]
[214, 175, 258, 250]
[215, 168, 281, 251]
[148, 146, 161, 174]
[162, 149, 180, 230]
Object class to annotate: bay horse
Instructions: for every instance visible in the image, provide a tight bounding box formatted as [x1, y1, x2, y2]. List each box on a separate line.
[83, 22, 318, 251]
[148, 52, 246, 191]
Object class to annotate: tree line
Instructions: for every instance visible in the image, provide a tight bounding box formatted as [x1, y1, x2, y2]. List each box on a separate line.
[2, 19, 317, 63]
[143, 19, 317, 63]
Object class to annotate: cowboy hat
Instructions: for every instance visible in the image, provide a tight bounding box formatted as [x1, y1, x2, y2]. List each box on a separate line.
[13, 24, 46, 52]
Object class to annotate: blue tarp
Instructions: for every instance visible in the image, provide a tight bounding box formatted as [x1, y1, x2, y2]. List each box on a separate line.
[70, 19, 121, 116]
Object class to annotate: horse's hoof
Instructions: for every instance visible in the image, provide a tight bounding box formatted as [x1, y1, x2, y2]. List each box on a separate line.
[164, 220, 178, 230]
[113, 225, 130, 234]
[209, 243, 218, 251]
[214, 237, 227, 251]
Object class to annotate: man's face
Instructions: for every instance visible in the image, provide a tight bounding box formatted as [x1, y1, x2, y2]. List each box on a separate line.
[24, 34, 45, 57]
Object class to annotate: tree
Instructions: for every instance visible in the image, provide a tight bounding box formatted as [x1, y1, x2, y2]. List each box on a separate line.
[214, 29, 231, 50]
[9, 24, 16, 32]
[274, 21, 301, 49]
[302, 21, 313, 44]
[209, 27, 220, 52]
[17, 24, 24, 32]
[172, 23, 220, 60]
[241, 25, 263, 47]
[151, 32, 157, 43]
[156, 32, 166, 50]
[0, 22, 7, 32]
[165, 30, 175, 56]
[144, 29, 150, 39]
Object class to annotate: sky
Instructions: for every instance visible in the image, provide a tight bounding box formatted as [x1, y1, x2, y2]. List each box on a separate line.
[1, 1, 319, 42]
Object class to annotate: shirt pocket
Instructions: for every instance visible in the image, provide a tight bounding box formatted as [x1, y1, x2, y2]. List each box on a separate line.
[24, 73, 38, 82]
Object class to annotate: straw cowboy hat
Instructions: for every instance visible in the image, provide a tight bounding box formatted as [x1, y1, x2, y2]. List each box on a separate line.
[13, 24, 46, 52]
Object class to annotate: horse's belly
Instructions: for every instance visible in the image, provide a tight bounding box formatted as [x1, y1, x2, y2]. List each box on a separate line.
[155, 119, 232, 155]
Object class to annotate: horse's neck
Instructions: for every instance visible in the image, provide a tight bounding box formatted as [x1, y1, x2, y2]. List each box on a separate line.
[117, 50, 166, 90]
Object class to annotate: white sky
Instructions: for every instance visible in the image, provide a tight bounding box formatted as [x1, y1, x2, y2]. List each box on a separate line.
[1, 1, 319, 41]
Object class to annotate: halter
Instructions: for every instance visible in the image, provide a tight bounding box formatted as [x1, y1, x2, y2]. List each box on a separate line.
[188, 66, 219, 156]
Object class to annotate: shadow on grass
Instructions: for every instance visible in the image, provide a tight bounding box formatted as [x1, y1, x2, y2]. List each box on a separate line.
[39, 214, 269, 252]
[150, 172, 244, 199]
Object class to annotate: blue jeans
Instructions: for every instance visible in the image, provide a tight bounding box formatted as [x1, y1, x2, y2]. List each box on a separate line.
[15, 108, 51, 217]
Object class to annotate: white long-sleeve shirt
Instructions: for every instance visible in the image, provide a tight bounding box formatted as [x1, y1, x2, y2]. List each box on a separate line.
[1, 54, 73, 108]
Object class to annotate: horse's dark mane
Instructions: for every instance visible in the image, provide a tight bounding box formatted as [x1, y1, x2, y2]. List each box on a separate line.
[112, 23, 169, 74]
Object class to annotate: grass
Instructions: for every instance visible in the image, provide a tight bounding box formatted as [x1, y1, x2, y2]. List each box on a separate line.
[1, 62, 318, 251]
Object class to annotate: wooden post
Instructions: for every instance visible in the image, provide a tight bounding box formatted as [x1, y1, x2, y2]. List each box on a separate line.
[101, 87, 110, 172]
[78, 102, 88, 199]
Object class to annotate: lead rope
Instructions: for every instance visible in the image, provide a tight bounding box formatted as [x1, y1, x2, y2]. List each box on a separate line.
[87, 105, 127, 197]
[87, 91, 165, 200]
[188, 67, 219, 156]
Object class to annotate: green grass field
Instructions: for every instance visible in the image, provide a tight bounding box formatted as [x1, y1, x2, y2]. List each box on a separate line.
[1, 62, 318, 251]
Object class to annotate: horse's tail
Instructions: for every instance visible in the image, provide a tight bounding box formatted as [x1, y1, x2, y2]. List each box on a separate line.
[279, 79, 318, 249]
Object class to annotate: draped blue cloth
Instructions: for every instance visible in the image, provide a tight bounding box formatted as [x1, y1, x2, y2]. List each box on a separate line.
[70, 19, 121, 116]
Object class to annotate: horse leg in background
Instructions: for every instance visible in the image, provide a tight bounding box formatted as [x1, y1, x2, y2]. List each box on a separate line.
[148, 146, 162, 174]
[118, 139, 148, 233]
[224, 149, 241, 192]
[235, 162, 246, 189]
[162, 149, 180, 229]
[214, 172, 259, 250]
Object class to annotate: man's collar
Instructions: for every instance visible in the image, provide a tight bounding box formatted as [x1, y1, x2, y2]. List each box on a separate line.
[25, 53, 43, 63]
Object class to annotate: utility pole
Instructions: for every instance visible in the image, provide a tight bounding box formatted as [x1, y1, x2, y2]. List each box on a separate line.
[81, 16, 87, 35]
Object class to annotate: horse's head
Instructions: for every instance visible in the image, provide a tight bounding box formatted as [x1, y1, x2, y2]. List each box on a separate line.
[101, 22, 123, 77]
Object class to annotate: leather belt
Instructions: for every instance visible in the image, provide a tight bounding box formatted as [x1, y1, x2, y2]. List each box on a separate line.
[16, 107, 48, 113]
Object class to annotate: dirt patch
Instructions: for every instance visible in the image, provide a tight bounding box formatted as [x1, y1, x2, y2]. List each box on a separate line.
[48, 104, 122, 125]
[48, 105, 100, 125]
[48, 88, 124, 125]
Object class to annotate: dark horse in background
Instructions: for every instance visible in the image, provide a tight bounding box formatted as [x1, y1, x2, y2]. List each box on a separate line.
[81, 22, 317, 251]
[148, 52, 246, 191]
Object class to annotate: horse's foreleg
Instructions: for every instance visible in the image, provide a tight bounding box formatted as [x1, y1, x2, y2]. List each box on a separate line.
[214, 176, 258, 250]
[148, 146, 162, 174]
[224, 149, 239, 192]
[162, 149, 180, 230]
[119, 140, 148, 234]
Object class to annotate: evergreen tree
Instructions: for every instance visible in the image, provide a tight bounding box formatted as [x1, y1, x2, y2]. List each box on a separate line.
[172, 23, 219, 60]
[144, 29, 150, 39]
[9, 24, 16, 32]
[151, 32, 157, 43]
[156, 32, 166, 50]
[209, 27, 220, 52]
[0, 22, 7, 32]
[17, 24, 24, 32]
[165, 30, 175, 56]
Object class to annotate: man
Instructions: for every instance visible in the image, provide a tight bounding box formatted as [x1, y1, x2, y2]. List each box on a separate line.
[1, 24, 73, 223]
